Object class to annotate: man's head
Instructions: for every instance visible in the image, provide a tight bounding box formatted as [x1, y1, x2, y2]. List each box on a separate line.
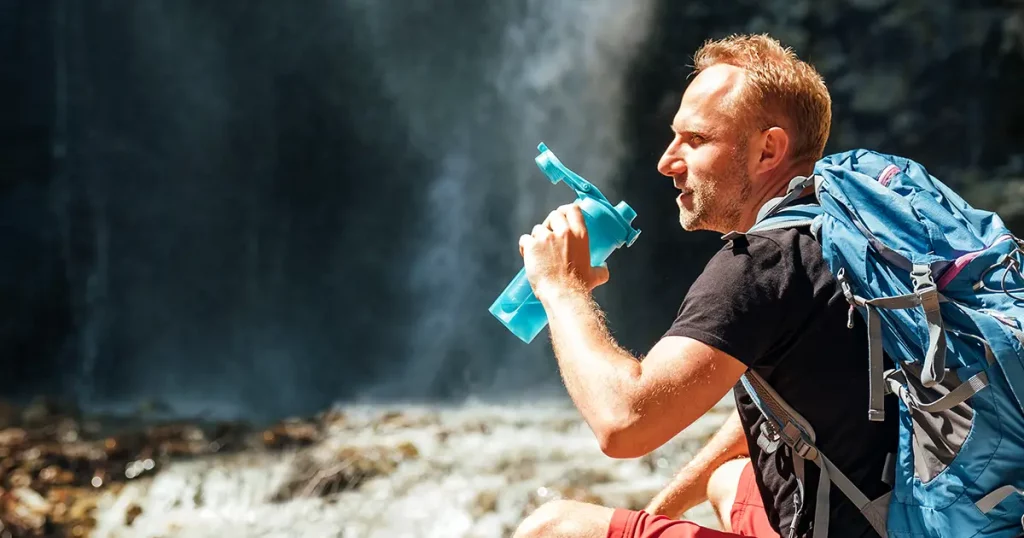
[658, 34, 832, 233]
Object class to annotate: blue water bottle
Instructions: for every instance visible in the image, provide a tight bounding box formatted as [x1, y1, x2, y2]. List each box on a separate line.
[489, 143, 641, 343]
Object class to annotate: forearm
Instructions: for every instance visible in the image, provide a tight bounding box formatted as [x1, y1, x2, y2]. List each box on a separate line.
[646, 409, 748, 518]
[535, 279, 641, 434]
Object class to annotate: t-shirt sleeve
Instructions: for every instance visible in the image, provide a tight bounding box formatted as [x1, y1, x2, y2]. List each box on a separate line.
[663, 236, 807, 368]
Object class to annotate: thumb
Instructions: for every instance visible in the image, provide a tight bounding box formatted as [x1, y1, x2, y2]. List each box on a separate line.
[591, 264, 610, 287]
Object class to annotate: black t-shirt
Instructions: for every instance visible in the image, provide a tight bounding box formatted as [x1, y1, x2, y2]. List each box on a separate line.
[664, 226, 899, 538]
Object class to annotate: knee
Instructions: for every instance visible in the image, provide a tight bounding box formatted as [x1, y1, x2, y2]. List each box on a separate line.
[513, 500, 576, 538]
[706, 457, 749, 531]
[706, 457, 748, 506]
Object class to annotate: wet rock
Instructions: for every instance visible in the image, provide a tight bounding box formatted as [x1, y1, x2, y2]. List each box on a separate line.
[471, 490, 499, 517]
[374, 410, 440, 431]
[273, 442, 418, 501]
[103, 432, 146, 460]
[209, 421, 252, 452]
[261, 418, 321, 449]
[38, 466, 75, 487]
[395, 441, 419, 459]
[146, 423, 205, 444]
[0, 428, 28, 449]
[1, 487, 51, 535]
[0, 397, 267, 537]
[124, 503, 143, 526]
[44, 487, 97, 529]
[8, 469, 33, 489]
[315, 408, 347, 429]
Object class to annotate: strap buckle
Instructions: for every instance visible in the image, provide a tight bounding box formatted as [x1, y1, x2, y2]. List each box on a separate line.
[911, 264, 936, 293]
[781, 422, 818, 460]
[837, 268, 855, 302]
[758, 420, 781, 454]
[792, 437, 818, 460]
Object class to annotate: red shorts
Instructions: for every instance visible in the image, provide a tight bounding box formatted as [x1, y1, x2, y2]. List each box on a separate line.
[608, 461, 780, 538]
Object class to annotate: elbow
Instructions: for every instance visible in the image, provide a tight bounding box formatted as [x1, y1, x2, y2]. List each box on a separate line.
[594, 413, 647, 459]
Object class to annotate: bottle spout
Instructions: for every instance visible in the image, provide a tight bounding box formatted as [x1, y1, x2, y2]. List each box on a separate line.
[614, 201, 642, 246]
[535, 142, 594, 194]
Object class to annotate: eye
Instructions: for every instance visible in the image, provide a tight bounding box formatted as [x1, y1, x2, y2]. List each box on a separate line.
[690, 134, 706, 146]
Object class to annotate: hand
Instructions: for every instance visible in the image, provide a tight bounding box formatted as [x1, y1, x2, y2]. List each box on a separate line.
[518, 203, 610, 296]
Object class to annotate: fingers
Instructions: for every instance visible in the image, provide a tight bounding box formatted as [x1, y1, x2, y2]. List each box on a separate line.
[519, 234, 531, 257]
[521, 204, 586, 258]
[545, 210, 569, 236]
[559, 204, 588, 238]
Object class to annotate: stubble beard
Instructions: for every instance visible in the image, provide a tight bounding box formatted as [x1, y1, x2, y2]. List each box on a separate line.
[678, 161, 751, 233]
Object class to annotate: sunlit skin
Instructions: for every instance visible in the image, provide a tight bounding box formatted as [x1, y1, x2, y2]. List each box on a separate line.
[657, 64, 813, 235]
[511, 64, 817, 538]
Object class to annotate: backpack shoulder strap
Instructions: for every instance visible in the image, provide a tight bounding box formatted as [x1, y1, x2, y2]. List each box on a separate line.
[741, 371, 890, 538]
[722, 175, 823, 241]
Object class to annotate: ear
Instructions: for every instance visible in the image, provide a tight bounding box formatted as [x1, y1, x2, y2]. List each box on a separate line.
[754, 126, 789, 175]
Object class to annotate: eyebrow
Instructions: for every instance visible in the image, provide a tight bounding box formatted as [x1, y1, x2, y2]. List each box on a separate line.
[671, 121, 718, 137]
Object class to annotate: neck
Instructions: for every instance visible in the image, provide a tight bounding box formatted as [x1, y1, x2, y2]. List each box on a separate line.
[734, 160, 814, 233]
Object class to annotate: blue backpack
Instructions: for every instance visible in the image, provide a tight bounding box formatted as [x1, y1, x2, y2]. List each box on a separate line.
[737, 149, 1024, 538]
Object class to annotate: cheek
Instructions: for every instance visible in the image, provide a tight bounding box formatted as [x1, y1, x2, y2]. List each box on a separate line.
[690, 149, 730, 182]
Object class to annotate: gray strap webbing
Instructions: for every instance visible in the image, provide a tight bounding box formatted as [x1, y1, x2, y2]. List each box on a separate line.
[744, 372, 888, 538]
[855, 272, 949, 421]
[864, 492, 893, 535]
[918, 286, 947, 388]
[748, 218, 816, 234]
[813, 451, 889, 538]
[791, 455, 807, 538]
[867, 305, 885, 421]
[756, 175, 816, 223]
[884, 369, 989, 413]
[793, 454, 806, 495]
[976, 485, 1024, 513]
[813, 457, 831, 538]
[859, 292, 920, 423]
[808, 443, 888, 538]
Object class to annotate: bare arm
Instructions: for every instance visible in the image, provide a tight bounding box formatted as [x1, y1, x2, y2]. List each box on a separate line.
[535, 278, 747, 458]
[521, 204, 748, 458]
[644, 409, 748, 519]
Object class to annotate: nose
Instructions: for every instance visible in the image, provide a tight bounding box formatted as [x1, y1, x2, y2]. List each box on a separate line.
[655, 136, 688, 178]
[657, 141, 686, 178]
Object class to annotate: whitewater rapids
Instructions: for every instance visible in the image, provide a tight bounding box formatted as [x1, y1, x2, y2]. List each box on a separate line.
[87, 397, 733, 538]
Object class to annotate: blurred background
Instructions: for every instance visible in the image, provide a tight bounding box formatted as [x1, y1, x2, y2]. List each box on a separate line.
[1, 1, 1023, 537]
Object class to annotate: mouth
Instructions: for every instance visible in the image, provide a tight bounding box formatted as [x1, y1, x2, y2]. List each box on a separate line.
[676, 191, 693, 207]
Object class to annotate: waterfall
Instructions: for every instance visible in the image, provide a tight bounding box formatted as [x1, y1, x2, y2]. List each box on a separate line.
[48, 1, 655, 417]
[348, 0, 657, 400]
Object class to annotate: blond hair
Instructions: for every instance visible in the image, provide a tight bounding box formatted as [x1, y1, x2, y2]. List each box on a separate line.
[692, 34, 832, 164]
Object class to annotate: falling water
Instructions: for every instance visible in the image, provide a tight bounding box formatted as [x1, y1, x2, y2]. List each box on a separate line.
[46, 0, 654, 413]
[352, 0, 658, 399]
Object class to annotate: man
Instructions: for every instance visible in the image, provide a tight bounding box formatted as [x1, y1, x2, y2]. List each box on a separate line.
[511, 34, 898, 538]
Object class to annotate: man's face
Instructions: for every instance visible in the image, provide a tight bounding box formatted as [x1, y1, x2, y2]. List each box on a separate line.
[657, 65, 755, 234]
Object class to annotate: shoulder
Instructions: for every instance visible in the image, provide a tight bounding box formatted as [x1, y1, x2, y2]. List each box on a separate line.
[694, 228, 807, 293]
[666, 226, 827, 367]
